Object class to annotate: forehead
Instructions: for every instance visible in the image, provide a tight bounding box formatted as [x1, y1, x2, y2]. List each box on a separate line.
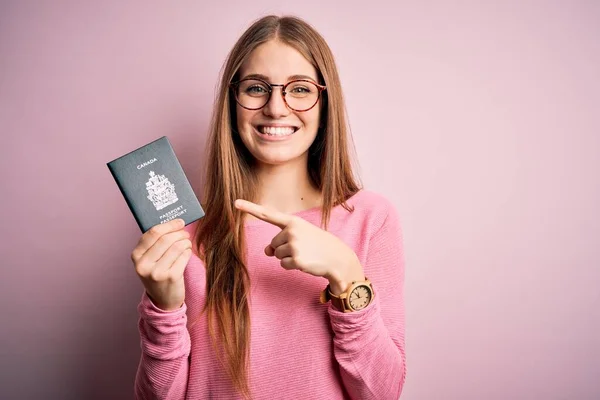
[238, 40, 318, 81]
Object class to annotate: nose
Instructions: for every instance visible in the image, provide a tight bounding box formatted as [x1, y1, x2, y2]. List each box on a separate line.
[262, 86, 290, 118]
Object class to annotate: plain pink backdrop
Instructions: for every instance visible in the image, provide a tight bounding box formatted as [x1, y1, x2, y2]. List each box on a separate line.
[1, 1, 599, 399]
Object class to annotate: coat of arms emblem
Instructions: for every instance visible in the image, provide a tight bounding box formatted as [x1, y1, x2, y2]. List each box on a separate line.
[146, 171, 179, 210]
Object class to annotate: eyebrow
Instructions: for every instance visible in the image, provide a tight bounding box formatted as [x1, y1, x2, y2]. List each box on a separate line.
[240, 73, 318, 82]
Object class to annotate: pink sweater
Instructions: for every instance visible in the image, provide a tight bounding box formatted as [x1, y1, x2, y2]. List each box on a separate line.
[135, 190, 406, 399]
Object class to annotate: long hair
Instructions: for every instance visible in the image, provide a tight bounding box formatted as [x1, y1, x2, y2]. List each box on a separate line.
[194, 15, 361, 398]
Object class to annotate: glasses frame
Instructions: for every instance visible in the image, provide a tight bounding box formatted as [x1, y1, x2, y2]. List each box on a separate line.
[230, 78, 327, 112]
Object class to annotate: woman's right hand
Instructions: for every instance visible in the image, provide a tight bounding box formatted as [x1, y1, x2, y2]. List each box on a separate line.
[131, 218, 192, 311]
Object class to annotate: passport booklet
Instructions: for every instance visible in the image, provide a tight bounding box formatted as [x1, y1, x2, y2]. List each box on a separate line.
[107, 136, 205, 232]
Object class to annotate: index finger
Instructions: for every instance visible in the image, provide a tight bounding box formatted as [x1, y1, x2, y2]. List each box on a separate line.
[234, 199, 292, 229]
[139, 218, 186, 247]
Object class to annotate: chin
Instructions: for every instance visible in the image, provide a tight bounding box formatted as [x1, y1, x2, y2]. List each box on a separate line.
[252, 149, 308, 166]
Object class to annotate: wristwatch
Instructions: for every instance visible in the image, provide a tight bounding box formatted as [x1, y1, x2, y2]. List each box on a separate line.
[320, 278, 374, 312]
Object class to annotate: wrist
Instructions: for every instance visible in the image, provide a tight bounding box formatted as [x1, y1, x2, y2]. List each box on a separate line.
[146, 292, 184, 312]
[327, 253, 364, 295]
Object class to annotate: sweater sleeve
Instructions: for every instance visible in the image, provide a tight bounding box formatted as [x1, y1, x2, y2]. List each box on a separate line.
[329, 205, 407, 400]
[134, 292, 191, 400]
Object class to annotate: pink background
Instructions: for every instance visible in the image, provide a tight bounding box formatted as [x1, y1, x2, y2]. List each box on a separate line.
[1, 1, 599, 399]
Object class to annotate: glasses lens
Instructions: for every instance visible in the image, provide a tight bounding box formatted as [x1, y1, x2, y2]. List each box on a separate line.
[285, 80, 320, 111]
[235, 79, 270, 109]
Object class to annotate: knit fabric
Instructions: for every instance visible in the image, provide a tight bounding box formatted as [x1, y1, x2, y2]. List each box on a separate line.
[135, 189, 406, 399]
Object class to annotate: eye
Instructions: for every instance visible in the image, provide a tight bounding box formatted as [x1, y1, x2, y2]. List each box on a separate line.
[291, 86, 310, 93]
[285, 81, 319, 100]
[288, 84, 312, 94]
[245, 85, 268, 95]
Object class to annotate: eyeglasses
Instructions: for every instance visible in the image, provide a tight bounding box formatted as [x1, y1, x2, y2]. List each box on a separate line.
[230, 78, 326, 112]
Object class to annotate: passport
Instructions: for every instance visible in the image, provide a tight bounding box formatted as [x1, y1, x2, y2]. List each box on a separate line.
[107, 136, 205, 232]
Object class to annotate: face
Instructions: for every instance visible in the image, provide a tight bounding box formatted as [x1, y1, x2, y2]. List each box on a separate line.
[234, 40, 321, 167]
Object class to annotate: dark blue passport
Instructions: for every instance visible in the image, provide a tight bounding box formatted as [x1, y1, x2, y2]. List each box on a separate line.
[107, 136, 205, 232]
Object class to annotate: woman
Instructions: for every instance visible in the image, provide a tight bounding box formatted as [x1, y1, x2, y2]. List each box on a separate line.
[132, 15, 406, 400]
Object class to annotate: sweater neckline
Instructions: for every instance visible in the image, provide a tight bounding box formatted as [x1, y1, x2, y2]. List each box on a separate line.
[243, 189, 363, 228]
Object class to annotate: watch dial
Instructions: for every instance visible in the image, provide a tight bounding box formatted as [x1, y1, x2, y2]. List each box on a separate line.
[349, 285, 371, 310]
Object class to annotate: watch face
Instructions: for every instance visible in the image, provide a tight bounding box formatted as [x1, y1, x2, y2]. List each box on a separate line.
[349, 284, 372, 310]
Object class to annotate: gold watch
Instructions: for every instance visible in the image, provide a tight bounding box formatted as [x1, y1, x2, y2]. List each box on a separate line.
[320, 278, 374, 312]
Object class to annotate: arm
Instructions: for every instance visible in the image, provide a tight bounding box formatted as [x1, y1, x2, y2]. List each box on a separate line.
[329, 206, 407, 399]
[134, 292, 191, 400]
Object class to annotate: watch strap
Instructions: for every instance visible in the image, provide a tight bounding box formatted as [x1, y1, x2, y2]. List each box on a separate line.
[320, 278, 372, 313]
[321, 285, 346, 311]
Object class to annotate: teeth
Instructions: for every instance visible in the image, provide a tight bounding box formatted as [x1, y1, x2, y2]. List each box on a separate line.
[260, 126, 296, 136]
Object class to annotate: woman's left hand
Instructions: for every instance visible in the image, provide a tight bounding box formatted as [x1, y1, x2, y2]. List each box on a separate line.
[234, 199, 364, 294]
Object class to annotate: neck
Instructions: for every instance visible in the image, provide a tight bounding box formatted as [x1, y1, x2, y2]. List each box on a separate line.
[253, 156, 321, 215]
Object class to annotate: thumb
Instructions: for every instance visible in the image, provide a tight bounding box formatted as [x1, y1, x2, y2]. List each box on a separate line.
[265, 244, 275, 257]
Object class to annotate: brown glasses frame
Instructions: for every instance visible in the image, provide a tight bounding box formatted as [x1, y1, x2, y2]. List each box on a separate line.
[230, 78, 327, 112]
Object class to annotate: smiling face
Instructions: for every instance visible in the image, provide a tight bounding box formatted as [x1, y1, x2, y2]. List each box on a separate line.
[234, 40, 322, 167]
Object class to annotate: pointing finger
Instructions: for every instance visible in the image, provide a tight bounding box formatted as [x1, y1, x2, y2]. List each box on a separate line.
[234, 199, 292, 229]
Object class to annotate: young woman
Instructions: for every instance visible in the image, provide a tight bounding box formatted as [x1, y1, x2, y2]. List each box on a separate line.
[132, 15, 406, 400]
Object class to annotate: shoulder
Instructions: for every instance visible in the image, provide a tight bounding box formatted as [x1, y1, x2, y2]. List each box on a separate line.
[348, 189, 396, 213]
[349, 189, 398, 219]
[336, 189, 401, 234]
